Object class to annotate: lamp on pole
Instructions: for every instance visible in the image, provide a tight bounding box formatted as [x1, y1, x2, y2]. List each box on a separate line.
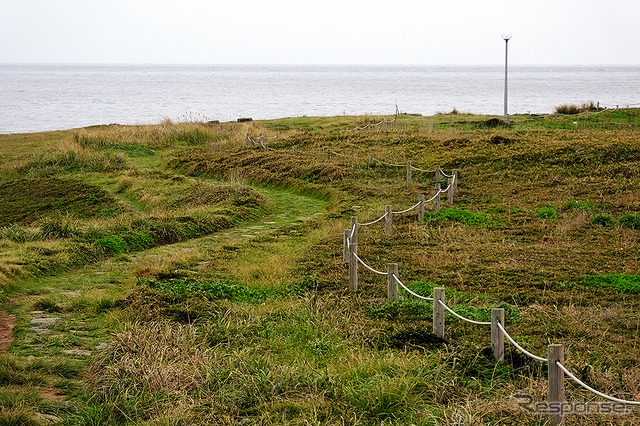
[501, 31, 512, 123]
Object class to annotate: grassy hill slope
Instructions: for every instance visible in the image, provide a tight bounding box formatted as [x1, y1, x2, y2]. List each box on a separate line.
[1, 110, 640, 425]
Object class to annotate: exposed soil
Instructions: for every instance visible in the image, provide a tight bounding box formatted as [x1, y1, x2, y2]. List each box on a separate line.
[0, 311, 16, 351]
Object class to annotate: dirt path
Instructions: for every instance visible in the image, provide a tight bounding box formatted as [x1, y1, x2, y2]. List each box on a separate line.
[0, 184, 327, 354]
[0, 311, 15, 351]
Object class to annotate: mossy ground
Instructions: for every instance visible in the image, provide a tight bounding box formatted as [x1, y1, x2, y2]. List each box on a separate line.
[1, 110, 640, 424]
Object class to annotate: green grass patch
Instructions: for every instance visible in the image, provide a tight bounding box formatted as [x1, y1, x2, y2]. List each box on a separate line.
[563, 199, 594, 212]
[582, 274, 640, 294]
[536, 205, 558, 220]
[370, 299, 432, 321]
[139, 278, 273, 303]
[422, 207, 494, 226]
[112, 143, 156, 157]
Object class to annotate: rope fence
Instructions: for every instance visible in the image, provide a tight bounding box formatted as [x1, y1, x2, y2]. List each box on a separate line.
[352, 252, 387, 276]
[556, 361, 640, 406]
[245, 131, 455, 188]
[391, 273, 434, 301]
[496, 322, 547, 363]
[349, 117, 397, 131]
[438, 299, 492, 326]
[346, 172, 458, 240]
[343, 172, 640, 423]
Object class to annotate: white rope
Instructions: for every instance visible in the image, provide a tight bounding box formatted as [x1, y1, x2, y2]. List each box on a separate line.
[497, 322, 548, 362]
[246, 134, 271, 150]
[392, 201, 422, 215]
[425, 190, 441, 203]
[349, 223, 356, 239]
[439, 168, 453, 178]
[370, 157, 406, 168]
[350, 118, 396, 131]
[359, 188, 443, 227]
[437, 299, 492, 325]
[392, 274, 434, 301]
[410, 165, 436, 173]
[438, 178, 456, 195]
[556, 361, 640, 406]
[359, 211, 389, 226]
[352, 252, 388, 276]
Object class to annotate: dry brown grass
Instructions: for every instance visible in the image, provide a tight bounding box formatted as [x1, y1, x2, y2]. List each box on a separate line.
[87, 321, 215, 394]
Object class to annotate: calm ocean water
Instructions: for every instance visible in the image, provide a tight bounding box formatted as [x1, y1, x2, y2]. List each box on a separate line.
[1, 64, 639, 134]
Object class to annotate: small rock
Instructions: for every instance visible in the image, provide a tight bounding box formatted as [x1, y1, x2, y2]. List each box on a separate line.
[31, 317, 60, 326]
[63, 349, 92, 356]
[34, 413, 62, 423]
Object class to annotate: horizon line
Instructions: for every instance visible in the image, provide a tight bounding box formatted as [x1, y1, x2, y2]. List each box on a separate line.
[1, 62, 639, 68]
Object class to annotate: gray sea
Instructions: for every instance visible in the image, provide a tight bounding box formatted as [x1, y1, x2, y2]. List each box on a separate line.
[1, 64, 639, 134]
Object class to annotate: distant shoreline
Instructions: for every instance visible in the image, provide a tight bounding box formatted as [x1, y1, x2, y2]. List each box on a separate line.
[2, 64, 638, 134]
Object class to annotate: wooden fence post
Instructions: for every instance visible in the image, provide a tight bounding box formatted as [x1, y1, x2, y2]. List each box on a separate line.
[350, 216, 359, 245]
[447, 173, 455, 205]
[343, 229, 350, 263]
[548, 344, 565, 425]
[433, 287, 445, 338]
[435, 167, 443, 183]
[491, 308, 505, 361]
[387, 263, 399, 302]
[452, 169, 458, 197]
[348, 242, 358, 292]
[406, 161, 412, 182]
[384, 205, 392, 235]
[418, 194, 426, 221]
[434, 183, 441, 212]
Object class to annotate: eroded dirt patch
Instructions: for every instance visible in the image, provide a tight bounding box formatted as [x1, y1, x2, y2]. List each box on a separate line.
[0, 311, 16, 351]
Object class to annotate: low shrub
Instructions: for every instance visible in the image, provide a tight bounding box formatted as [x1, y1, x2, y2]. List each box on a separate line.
[592, 214, 615, 227]
[555, 104, 581, 115]
[122, 232, 155, 251]
[554, 101, 599, 115]
[95, 235, 129, 254]
[618, 213, 640, 230]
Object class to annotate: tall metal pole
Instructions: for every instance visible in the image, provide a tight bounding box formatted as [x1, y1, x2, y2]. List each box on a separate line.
[503, 39, 509, 121]
[502, 31, 512, 123]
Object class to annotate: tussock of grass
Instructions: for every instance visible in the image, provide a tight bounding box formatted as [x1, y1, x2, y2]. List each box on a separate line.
[88, 321, 213, 394]
[536, 204, 558, 220]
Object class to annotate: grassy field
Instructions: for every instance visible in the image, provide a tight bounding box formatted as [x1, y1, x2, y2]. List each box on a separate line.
[1, 109, 640, 425]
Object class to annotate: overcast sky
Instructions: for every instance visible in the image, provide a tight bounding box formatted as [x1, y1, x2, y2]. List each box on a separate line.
[2, 0, 639, 65]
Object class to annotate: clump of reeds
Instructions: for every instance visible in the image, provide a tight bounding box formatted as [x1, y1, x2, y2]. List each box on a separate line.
[554, 101, 599, 114]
